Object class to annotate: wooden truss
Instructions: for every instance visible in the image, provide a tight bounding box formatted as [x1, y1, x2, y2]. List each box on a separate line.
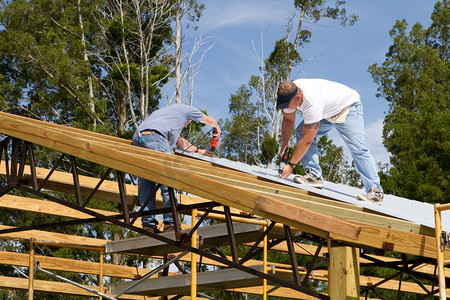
[0, 111, 449, 299]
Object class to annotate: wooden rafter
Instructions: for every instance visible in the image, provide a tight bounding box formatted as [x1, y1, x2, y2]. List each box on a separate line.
[0, 111, 360, 240]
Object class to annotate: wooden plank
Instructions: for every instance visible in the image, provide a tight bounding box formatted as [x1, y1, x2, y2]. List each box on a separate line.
[2, 112, 424, 235]
[0, 112, 361, 240]
[0, 249, 441, 296]
[0, 225, 106, 247]
[331, 224, 450, 261]
[0, 161, 138, 205]
[329, 245, 360, 299]
[1, 157, 433, 237]
[0, 111, 423, 238]
[0, 250, 151, 279]
[0, 194, 129, 221]
[0, 275, 204, 299]
[0, 111, 432, 235]
[253, 196, 361, 240]
[7, 192, 443, 283]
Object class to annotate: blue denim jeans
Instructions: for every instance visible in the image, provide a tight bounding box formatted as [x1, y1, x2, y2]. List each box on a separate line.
[295, 101, 383, 193]
[132, 131, 174, 227]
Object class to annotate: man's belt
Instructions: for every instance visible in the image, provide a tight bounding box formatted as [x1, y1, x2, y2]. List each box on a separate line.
[140, 129, 165, 137]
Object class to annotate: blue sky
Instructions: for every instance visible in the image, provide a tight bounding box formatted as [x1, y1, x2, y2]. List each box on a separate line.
[165, 0, 437, 165]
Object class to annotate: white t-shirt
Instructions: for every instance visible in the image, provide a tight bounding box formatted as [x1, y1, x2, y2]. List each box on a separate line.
[283, 79, 360, 124]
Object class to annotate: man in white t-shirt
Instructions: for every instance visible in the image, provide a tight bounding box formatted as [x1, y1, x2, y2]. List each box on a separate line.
[277, 79, 384, 205]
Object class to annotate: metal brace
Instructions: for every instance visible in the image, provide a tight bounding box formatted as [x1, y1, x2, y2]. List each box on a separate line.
[441, 231, 450, 251]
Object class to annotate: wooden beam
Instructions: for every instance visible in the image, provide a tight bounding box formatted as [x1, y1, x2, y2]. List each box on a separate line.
[0, 111, 429, 239]
[0, 113, 432, 236]
[329, 244, 360, 299]
[0, 112, 361, 240]
[0, 161, 137, 205]
[0, 194, 127, 221]
[0, 275, 204, 299]
[0, 250, 150, 279]
[1, 158, 434, 238]
[0, 225, 106, 248]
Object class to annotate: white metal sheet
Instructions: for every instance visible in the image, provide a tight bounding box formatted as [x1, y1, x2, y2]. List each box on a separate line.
[177, 150, 450, 232]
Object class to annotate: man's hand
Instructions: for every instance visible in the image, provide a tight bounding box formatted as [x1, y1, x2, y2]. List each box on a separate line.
[278, 146, 288, 158]
[280, 163, 294, 179]
[213, 127, 221, 139]
[198, 149, 212, 157]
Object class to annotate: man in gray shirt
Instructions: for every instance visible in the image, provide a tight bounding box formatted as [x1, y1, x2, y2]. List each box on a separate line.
[133, 104, 221, 233]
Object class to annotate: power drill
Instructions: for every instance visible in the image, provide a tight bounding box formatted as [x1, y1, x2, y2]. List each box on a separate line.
[210, 128, 219, 153]
[278, 147, 291, 175]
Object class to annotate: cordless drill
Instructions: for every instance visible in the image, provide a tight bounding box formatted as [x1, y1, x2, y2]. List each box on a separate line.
[210, 128, 219, 153]
[278, 147, 291, 175]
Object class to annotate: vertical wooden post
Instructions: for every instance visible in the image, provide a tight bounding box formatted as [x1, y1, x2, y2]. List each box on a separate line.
[435, 203, 447, 300]
[99, 249, 104, 300]
[329, 242, 360, 300]
[191, 209, 197, 300]
[28, 238, 35, 300]
[263, 221, 268, 300]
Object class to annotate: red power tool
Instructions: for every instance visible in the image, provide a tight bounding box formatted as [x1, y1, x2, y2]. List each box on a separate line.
[278, 147, 291, 175]
[210, 128, 219, 153]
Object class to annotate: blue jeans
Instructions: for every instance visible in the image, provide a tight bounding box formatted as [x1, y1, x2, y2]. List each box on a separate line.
[295, 102, 383, 193]
[132, 132, 174, 227]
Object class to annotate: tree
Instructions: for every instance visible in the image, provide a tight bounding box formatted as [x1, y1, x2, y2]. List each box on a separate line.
[221, 85, 269, 165]
[0, 1, 207, 296]
[0, 0, 107, 128]
[368, 0, 449, 203]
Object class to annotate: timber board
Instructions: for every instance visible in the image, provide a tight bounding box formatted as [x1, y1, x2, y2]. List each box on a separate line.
[0, 111, 361, 240]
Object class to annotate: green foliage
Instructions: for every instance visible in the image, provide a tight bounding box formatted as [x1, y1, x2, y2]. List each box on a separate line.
[260, 133, 279, 165]
[294, 0, 358, 27]
[369, 1, 449, 203]
[266, 39, 301, 82]
[221, 85, 269, 165]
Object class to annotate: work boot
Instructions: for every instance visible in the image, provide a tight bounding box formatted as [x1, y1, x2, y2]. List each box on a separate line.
[143, 225, 160, 234]
[293, 168, 323, 188]
[357, 187, 384, 206]
[163, 223, 175, 232]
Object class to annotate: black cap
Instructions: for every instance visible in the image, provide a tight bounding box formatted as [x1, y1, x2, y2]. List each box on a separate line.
[276, 86, 298, 110]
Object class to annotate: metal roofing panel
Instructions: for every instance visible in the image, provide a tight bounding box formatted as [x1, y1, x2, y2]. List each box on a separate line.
[177, 150, 450, 232]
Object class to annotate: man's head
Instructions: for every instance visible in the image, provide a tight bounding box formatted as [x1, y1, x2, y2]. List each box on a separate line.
[276, 81, 299, 110]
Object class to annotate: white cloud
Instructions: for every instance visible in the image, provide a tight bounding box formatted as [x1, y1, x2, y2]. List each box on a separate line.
[200, 1, 287, 30]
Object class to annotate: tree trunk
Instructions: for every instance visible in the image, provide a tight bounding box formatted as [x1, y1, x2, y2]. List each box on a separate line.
[77, 0, 96, 129]
[117, 93, 127, 135]
[175, 0, 182, 103]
